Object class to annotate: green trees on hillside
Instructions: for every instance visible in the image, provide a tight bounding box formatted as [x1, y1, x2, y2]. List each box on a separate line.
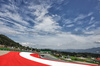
[0, 34, 22, 47]
[0, 34, 31, 50]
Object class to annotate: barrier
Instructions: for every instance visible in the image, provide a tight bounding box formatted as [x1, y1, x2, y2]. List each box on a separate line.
[0, 48, 34, 53]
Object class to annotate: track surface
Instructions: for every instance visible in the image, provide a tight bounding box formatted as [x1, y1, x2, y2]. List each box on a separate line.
[0, 51, 98, 66]
[40, 54, 65, 62]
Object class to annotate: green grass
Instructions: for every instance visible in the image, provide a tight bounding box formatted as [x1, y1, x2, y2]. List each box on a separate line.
[50, 54, 74, 62]
[51, 54, 99, 64]
[70, 56, 99, 64]
[70, 56, 85, 61]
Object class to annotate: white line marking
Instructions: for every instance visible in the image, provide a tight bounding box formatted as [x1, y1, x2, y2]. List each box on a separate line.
[19, 52, 91, 66]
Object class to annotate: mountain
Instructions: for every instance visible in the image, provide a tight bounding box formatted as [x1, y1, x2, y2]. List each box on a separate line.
[57, 47, 100, 54]
[0, 34, 22, 47]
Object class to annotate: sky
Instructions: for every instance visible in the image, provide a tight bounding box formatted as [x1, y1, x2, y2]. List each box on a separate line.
[0, 0, 100, 49]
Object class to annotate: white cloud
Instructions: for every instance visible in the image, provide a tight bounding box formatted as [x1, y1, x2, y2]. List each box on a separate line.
[63, 19, 72, 24]
[83, 27, 100, 35]
[74, 12, 93, 22]
[21, 42, 36, 47]
[66, 24, 74, 27]
[95, 41, 100, 44]
[0, 0, 61, 33]
[74, 28, 81, 31]
[0, 3, 30, 25]
[0, 0, 62, 35]
[14, 32, 100, 49]
[90, 17, 95, 21]
[28, 3, 62, 32]
[0, 17, 28, 33]
[0, 0, 100, 50]
[34, 16, 61, 32]
[52, 14, 61, 21]
[89, 17, 95, 24]
[0, 24, 20, 35]
[0, 12, 29, 25]
[88, 12, 93, 16]
[74, 15, 86, 22]
[86, 24, 96, 30]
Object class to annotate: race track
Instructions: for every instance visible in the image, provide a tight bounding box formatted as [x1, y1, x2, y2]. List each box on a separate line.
[0, 51, 98, 66]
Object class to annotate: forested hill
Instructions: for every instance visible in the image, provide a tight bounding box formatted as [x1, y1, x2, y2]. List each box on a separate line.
[0, 34, 22, 47]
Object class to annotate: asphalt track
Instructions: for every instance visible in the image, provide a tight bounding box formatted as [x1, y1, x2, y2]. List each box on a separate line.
[0, 51, 98, 66]
[40, 54, 65, 62]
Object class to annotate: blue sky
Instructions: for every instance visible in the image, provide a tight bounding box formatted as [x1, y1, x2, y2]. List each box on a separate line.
[0, 0, 100, 49]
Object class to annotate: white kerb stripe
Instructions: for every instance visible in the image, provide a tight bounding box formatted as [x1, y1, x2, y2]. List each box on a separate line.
[19, 52, 90, 66]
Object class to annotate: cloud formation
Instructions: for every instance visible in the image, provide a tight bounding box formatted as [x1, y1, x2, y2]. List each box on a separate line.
[0, 0, 100, 49]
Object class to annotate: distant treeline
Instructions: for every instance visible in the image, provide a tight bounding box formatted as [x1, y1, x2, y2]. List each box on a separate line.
[35, 49, 100, 58]
[59, 51, 100, 58]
